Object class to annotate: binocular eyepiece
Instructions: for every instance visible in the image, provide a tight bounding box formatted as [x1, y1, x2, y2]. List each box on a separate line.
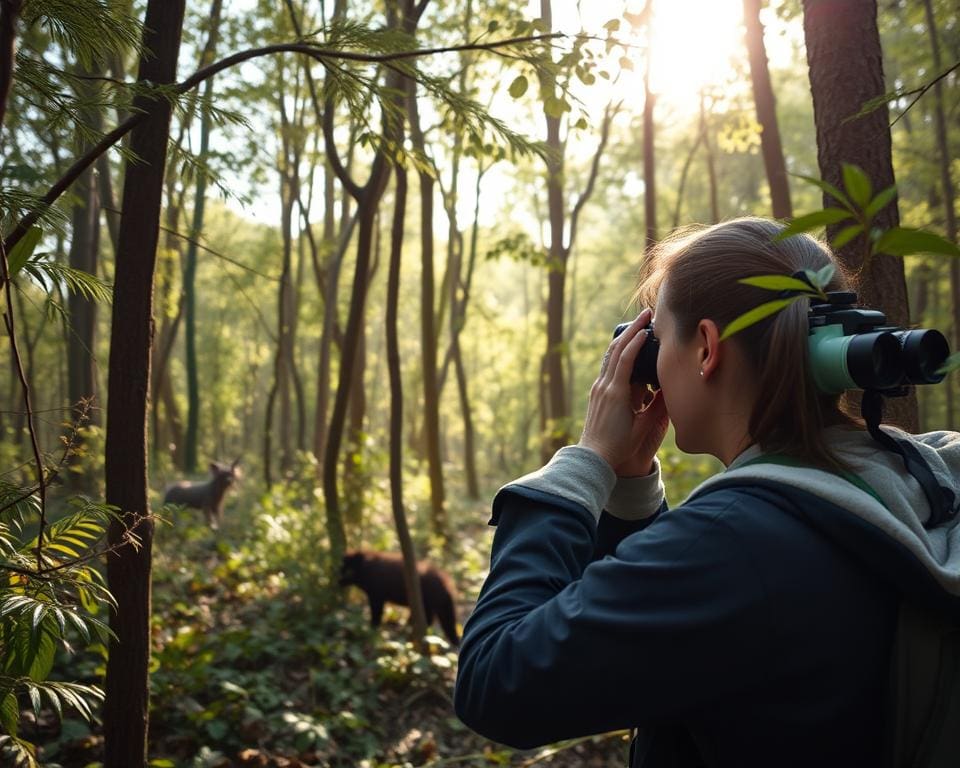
[612, 292, 950, 395]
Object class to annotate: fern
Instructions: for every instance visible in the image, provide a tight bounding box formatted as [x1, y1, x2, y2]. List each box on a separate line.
[21, 0, 143, 68]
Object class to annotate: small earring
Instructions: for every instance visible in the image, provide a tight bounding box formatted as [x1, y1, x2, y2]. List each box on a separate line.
[699, 369, 704, 377]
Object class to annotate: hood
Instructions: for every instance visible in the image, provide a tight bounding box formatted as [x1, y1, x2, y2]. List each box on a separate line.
[685, 425, 960, 600]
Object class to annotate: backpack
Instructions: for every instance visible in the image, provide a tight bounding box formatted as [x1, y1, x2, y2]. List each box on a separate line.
[887, 599, 960, 768]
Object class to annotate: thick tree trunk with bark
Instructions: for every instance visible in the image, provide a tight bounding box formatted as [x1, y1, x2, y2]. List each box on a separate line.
[103, 1, 185, 765]
[743, 0, 792, 219]
[801, 0, 916, 430]
[922, 0, 958, 429]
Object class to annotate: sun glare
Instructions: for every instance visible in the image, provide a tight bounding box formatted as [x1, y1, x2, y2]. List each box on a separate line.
[647, 0, 745, 101]
[537, 0, 793, 117]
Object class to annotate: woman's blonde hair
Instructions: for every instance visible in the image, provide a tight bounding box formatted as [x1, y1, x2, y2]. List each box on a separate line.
[637, 216, 860, 470]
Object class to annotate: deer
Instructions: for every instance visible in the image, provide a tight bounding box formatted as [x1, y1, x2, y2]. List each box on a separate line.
[162, 459, 240, 530]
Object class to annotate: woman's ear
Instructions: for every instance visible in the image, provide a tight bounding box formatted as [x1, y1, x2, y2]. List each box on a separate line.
[697, 319, 723, 379]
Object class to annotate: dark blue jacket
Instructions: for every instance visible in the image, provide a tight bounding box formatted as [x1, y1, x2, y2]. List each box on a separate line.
[455, 476, 931, 767]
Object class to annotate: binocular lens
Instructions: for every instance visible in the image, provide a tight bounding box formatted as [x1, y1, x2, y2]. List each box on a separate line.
[846, 332, 903, 390]
[612, 322, 661, 390]
[893, 329, 949, 385]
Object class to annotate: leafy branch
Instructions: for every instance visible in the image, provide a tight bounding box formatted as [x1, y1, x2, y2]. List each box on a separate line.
[2, 30, 565, 254]
[721, 164, 960, 357]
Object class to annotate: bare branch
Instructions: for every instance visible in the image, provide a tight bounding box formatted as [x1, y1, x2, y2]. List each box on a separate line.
[567, 101, 619, 253]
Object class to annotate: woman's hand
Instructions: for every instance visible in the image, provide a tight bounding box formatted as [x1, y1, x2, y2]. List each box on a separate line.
[578, 309, 669, 476]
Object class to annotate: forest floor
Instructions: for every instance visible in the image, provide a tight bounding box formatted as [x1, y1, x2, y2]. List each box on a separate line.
[22, 479, 633, 768]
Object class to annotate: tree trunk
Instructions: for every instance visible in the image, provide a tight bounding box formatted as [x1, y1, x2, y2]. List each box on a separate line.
[922, 0, 958, 429]
[407, 86, 447, 542]
[66, 63, 103, 493]
[385, 163, 428, 648]
[643, 0, 657, 248]
[743, 0, 792, 219]
[103, 1, 185, 766]
[539, 0, 568, 460]
[183, 0, 223, 473]
[700, 92, 720, 223]
[321, 0, 425, 570]
[801, 0, 916, 431]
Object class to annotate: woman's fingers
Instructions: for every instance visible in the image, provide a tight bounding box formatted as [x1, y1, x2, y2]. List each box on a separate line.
[608, 308, 653, 383]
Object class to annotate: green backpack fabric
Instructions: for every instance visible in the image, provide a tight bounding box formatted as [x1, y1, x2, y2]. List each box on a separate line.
[887, 600, 960, 768]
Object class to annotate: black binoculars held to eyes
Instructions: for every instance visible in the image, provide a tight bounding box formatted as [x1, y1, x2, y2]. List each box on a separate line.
[612, 291, 950, 395]
[612, 321, 661, 390]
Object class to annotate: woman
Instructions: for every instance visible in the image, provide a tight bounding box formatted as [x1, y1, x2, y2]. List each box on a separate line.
[453, 217, 960, 767]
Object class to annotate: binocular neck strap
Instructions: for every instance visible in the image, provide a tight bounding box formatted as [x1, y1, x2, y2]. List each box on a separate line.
[860, 390, 957, 530]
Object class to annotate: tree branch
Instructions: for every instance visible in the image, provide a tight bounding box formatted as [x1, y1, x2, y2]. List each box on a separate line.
[567, 101, 619, 253]
[889, 58, 960, 128]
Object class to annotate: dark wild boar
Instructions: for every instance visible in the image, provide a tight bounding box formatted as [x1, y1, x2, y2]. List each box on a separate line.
[339, 550, 459, 647]
[162, 459, 240, 529]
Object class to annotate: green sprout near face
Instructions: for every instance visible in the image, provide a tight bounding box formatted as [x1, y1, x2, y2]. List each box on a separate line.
[720, 264, 833, 341]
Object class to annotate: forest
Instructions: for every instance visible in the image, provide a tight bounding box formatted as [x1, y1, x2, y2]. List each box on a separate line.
[1, 0, 959, 766]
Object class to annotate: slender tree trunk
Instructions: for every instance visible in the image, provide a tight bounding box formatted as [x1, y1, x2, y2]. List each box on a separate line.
[539, 0, 569, 460]
[407, 86, 447, 541]
[66, 63, 103, 492]
[343, 320, 367, 524]
[922, 0, 958, 429]
[183, 0, 224, 473]
[385, 162, 428, 648]
[103, 2, 185, 766]
[0, 0, 22, 134]
[801, 0, 916, 430]
[643, 0, 657, 248]
[700, 92, 719, 223]
[322, 0, 425, 569]
[672, 130, 703, 229]
[743, 0, 792, 218]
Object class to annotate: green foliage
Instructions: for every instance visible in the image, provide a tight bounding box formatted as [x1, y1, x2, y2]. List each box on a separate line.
[21, 0, 142, 68]
[723, 165, 959, 341]
[780, 164, 960, 266]
[0, 497, 116, 763]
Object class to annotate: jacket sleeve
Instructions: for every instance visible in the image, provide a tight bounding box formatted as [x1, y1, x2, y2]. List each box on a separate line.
[453, 485, 775, 749]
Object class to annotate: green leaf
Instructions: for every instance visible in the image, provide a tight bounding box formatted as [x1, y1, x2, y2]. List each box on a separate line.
[863, 184, 897, 219]
[543, 95, 566, 118]
[27, 684, 41, 718]
[507, 75, 528, 99]
[936, 352, 960, 376]
[830, 223, 864, 250]
[486, 20, 499, 33]
[6, 226, 42, 277]
[792, 173, 855, 211]
[0, 691, 18, 736]
[814, 263, 836, 288]
[841, 163, 872, 208]
[776, 208, 854, 239]
[603, 18, 621, 32]
[720, 298, 799, 340]
[738, 275, 816, 293]
[874, 227, 960, 258]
